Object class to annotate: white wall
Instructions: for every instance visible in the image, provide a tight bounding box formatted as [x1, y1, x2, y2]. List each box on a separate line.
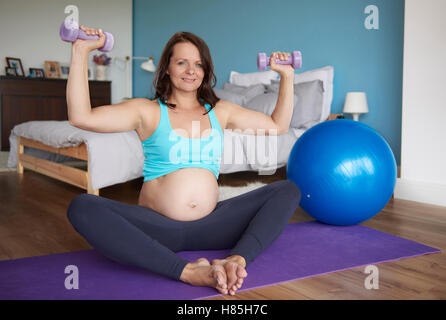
[395, 0, 446, 207]
[0, 0, 132, 104]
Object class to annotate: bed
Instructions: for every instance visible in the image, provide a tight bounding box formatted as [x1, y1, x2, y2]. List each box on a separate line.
[7, 66, 335, 195]
[8, 121, 145, 196]
[15, 136, 95, 194]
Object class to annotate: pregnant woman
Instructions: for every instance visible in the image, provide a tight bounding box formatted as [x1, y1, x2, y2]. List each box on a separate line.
[66, 26, 301, 296]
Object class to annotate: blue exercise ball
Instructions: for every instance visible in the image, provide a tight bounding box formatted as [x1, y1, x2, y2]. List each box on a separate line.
[286, 119, 397, 226]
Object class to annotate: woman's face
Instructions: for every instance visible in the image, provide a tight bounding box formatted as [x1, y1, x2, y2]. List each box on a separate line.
[167, 42, 204, 93]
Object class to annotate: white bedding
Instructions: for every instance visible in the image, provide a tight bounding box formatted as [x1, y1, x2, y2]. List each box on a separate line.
[8, 121, 145, 190]
[220, 128, 304, 175]
[7, 121, 304, 190]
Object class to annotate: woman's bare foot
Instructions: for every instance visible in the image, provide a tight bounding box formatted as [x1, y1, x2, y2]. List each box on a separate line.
[179, 258, 229, 295]
[211, 255, 248, 296]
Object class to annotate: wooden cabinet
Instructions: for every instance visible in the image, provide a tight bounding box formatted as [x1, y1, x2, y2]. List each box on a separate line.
[0, 76, 111, 151]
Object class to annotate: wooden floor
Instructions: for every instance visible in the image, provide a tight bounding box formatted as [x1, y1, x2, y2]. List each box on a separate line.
[0, 168, 445, 300]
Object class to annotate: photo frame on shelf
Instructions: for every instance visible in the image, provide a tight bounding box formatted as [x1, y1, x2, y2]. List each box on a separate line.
[44, 61, 62, 79]
[5, 67, 17, 76]
[6, 57, 25, 77]
[60, 63, 70, 79]
[29, 68, 45, 78]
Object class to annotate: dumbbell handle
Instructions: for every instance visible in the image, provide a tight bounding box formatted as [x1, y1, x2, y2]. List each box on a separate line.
[77, 29, 102, 41]
[268, 56, 292, 65]
[60, 19, 114, 52]
[257, 51, 302, 70]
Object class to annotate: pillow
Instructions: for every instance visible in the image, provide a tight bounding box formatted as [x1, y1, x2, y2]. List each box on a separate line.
[293, 66, 334, 122]
[213, 88, 245, 106]
[215, 83, 265, 107]
[291, 80, 324, 130]
[265, 78, 323, 93]
[222, 83, 265, 103]
[229, 70, 278, 86]
[243, 92, 283, 116]
[248, 79, 324, 130]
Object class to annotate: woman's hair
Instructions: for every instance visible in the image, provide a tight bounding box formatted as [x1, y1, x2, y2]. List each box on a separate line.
[152, 31, 219, 115]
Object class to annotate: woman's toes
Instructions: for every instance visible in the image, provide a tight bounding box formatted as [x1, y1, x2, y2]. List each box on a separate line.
[218, 287, 228, 295]
[216, 272, 227, 289]
[210, 258, 247, 295]
[213, 265, 228, 294]
[196, 258, 210, 266]
[236, 265, 248, 278]
[225, 263, 238, 288]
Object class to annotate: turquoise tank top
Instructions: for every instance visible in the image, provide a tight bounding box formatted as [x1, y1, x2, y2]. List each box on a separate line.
[142, 98, 224, 182]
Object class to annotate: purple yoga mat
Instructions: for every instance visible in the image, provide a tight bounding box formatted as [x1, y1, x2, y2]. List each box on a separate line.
[0, 222, 440, 300]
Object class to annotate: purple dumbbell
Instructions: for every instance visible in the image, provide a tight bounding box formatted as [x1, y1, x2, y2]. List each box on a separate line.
[59, 19, 114, 52]
[257, 51, 302, 71]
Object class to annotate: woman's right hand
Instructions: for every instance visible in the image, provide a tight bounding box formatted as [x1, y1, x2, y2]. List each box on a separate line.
[72, 25, 107, 54]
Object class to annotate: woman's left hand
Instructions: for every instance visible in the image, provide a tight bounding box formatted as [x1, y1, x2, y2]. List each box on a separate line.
[269, 51, 294, 78]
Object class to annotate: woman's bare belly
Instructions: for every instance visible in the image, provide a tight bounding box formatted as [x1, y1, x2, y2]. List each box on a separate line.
[138, 167, 219, 221]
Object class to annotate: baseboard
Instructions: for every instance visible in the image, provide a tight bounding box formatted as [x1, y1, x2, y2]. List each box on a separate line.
[394, 178, 446, 207]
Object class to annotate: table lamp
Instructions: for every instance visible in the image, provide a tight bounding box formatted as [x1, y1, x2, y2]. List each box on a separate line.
[343, 92, 369, 121]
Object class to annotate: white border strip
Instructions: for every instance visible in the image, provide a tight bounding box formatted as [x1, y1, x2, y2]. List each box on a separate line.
[394, 178, 446, 207]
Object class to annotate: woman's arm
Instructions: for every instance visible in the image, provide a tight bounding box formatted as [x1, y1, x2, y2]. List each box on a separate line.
[270, 70, 294, 134]
[67, 25, 143, 133]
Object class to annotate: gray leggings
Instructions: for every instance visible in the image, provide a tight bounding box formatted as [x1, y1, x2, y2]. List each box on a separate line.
[67, 180, 301, 280]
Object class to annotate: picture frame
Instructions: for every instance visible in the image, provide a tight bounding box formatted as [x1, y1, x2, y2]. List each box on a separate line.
[29, 68, 45, 78]
[5, 67, 17, 76]
[6, 57, 25, 77]
[44, 61, 62, 79]
[60, 63, 70, 79]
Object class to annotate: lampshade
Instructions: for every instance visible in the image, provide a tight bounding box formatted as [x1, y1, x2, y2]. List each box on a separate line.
[141, 57, 156, 72]
[120, 56, 157, 100]
[124, 56, 157, 72]
[343, 92, 369, 121]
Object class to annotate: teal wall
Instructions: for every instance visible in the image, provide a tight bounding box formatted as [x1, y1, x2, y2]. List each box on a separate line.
[133, 0, 404, 164]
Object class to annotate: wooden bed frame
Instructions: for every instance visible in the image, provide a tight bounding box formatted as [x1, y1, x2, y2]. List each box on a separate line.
[16, 136, 99, 195]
